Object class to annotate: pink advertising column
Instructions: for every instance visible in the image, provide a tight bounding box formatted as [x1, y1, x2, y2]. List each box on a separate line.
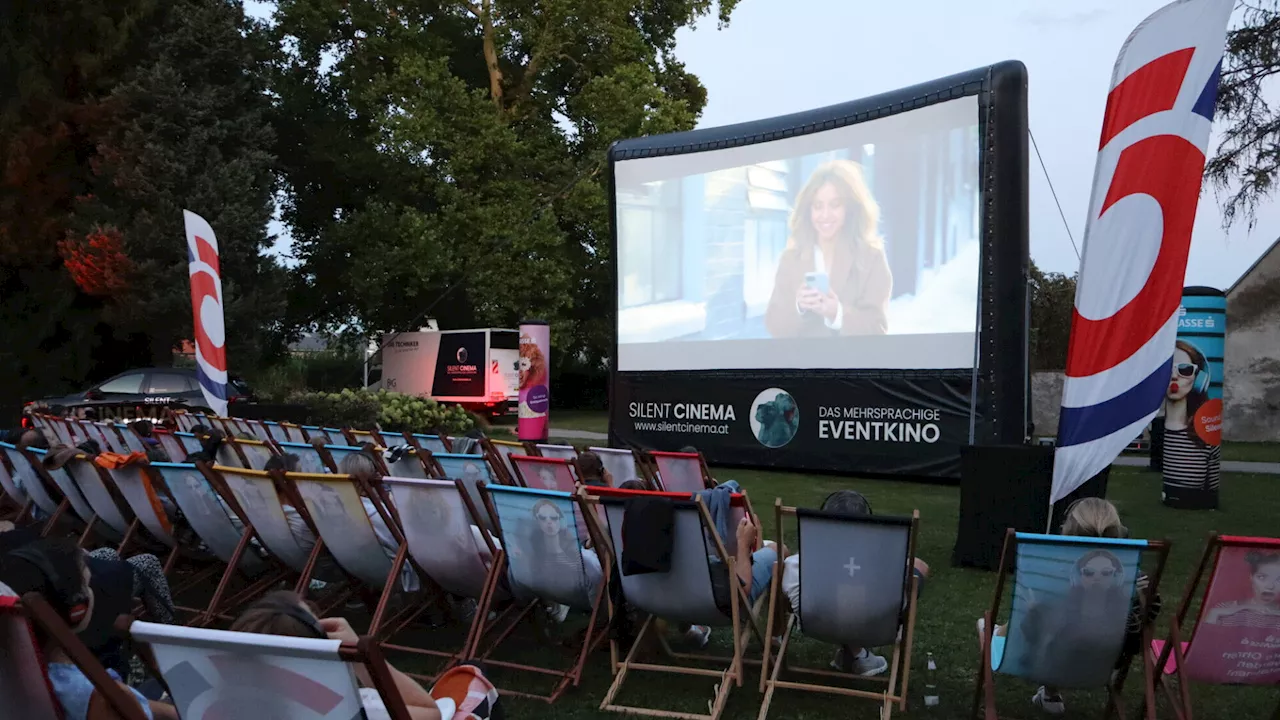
[517, 320, 550, 442]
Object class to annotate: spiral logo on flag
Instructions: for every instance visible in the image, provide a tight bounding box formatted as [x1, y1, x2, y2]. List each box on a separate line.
[1052, 0, 1232, 503]
[183, 210, 229, 417]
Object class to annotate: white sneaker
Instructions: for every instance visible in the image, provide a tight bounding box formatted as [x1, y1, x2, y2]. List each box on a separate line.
[544, 602, 569, 623]
[830, 648, 888, 677]
[1031, 686, 1065, 715]
[684, 625, 711, 648]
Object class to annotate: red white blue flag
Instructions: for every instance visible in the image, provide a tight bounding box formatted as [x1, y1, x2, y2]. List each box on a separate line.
[1053, 0, 1232, 503]
[183, 210, 229, 417]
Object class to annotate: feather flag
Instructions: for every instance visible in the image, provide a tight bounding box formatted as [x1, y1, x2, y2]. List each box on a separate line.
[1052, 0, 1233, 503]
[184, 210, 229, 417]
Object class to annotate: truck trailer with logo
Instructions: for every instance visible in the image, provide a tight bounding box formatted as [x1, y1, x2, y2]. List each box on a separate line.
[371, 328, 519, 416]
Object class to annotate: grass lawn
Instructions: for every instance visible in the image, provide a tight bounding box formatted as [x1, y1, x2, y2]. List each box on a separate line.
[1222, 442, 1280, 463]
[480, 466, 1278, 719]
[486, 409, 610, 437]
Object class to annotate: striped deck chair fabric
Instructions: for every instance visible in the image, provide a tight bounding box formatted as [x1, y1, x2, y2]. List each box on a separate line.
[587, 447, 640, 485]
[277, 441, 331, 475]
[292, 473, 396, 589]
[127, 622, 376, 720]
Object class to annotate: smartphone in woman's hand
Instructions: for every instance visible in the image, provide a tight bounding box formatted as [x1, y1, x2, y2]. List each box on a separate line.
[804, 271, 830, 295]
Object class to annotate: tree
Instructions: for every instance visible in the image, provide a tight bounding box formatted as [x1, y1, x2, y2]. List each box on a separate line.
[0, 0, 283, 411]
[1029, 261, 1077, 372]
[1206, 0, 1280, 227]
[269, 0, 740, 369]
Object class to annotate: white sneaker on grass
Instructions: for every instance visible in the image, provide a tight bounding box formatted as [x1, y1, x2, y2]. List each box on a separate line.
[1031, 686, 1065, 715]
[683, 625, 711, 648]
[829, 648, 888, 677]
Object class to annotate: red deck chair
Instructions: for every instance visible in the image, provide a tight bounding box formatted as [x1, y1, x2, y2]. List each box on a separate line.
[648, 450, 714, 493]
[1150, 534, 1280, 720]
[4, 593, 150, 720]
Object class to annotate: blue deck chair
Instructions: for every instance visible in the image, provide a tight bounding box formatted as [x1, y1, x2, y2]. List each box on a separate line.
[435, 452, 503, 531]
[112, 423, 147, 454]
[975, 530, 1170, 720]
[409, 433, 450, 455]
[758, 503, 921, 720]
[0, 448, 31, 522]
[174, 431, 203, 457]
[276, 440, 331, 475]
[477, 484, 611, 702]
[153, 428, 189, 462]
[384, 446, 432, 480]
[593, 487, 766, 720]
[261, 420, 291, 444]
[1, 444, 67, 533]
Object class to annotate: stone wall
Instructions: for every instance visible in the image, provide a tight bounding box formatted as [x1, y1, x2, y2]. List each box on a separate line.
[1224, 239, 1280, 442]
[1030, 370, 1064, 439]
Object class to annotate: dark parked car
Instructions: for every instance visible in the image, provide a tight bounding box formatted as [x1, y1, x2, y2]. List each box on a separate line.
[29, 367, 254, 415]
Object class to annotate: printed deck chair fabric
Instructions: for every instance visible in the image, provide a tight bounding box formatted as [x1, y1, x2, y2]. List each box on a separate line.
[127, 621, 375, 720]
[2, 444, 64, 522]
[976, 532, 1168, 720]
[292, 472, 396, 589]
[587, 447, 640, 486]
[278, 441, 331, 475]
[242, 419, 274, 443]
[113, 424, 147, 454]
[435, 453, 500, 530]
[324, 444, 370, 474]
[384, 447, 431, 480]
[346, 428, 380, 447]
[1150, 535, 1280, 719]
[0, 596, 61, 719]
[410, 433, 449, 455]
[759, 508, 919, 720]
[511, 455, 576, 493]
[262, 421, 291, 444]
[535, 443, 578, 462]
[175, 432, 204, 458]
[104, 461, 177, 549]
[154, 429, 189, 463]
[488, 485, 603, 611]
[153, 463, 266, 577]
[387, 478, 499, 603]
[650, 451, 709, 493]
[63, 455, 130, 540]
[215, 466, 312, 573]
[233, 439, 278, 471]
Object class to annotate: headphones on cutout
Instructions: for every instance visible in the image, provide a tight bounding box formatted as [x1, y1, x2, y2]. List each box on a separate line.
[1193, 363, 1212, 395]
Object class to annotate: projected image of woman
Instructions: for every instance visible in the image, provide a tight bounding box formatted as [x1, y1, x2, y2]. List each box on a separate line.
[765, 160, 892, 338]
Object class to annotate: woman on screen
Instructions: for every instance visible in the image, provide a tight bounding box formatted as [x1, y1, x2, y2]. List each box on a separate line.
[765, 160, 892, 338]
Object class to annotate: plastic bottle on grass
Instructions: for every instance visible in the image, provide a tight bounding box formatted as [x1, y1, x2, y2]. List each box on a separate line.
[924, 652, 939, 708]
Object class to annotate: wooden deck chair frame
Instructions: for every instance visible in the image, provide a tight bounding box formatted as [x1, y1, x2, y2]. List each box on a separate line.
[343, 426, 382, 448]
[757, 501, 921, 720]
[17, 593, 151, 720]
[406, 432, 453, 455]
[61, 453, 139, 550]
[589, 489, 767, 720]
[122, 617, 416, 720]
[646, 450, 715, 493]
[471, 484, 614, 703]
[152, 427, 190, 463]
[478, 438, 522, 485]
[1148, 533, 1280, 720]
[210, 464, 357, 617]
[374, 476, 509, 680]
[280, 470, 433, 639]
[974, 529, 1171, 720]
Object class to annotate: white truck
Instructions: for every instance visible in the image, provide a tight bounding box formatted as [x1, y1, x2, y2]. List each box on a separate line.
[372, 327, 519, 416]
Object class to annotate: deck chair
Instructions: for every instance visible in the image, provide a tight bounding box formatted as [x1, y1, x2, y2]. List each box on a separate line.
[153, 462, 283, 625]
[7, 594, 151, 720]
[241, 418, 274, 442]
[409, 433, 450, 455]
[587, 446, 642, 486]
[153, 428, 189, 462]
[281, 422, 307, 443]
[592, 486, 765, 720]
[511, 454, 577, 492]
[261, 420, 291, 444]
[45, 416, 76, 445]
[173, 411, 197, 432]
[382, 476, 509, 675]
[325, 444, 379, 474]
[377, 429, 410, 447]
[975, 531, 1170, 720]
[0, 448, 32, 522]
[124, 619, 414, 720]
[482, 438, 523, 485]
[475, 484, 612, 702]
[76, 421, 119, 453]
[287, 471, 410, 634]
[113, 423, 148, 454]
[435, 452, 504, 530]
[211, 465, 325, 592]
[41, 458, 106, 544]
[758, 504, 921, 720]
[536, 443, 578, 462]
[226, 437, 279, 471]
[277, 440, 332, 475]
[1, 444, 67, 533]
[174, 431, 204, 458]
[1149, 534, 1280, 720]
[102, 459, 180, 559]
[62, 454, 133, 547]
[384, 446, 433, 480]
[649, 450, 713, 493]
[345, 427, 381, 447]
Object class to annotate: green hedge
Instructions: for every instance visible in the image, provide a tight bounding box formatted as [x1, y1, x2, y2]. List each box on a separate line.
[290, 389, 477, 435]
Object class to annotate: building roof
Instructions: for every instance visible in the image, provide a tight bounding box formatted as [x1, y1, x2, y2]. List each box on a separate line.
[1227, 235, 1280, 296]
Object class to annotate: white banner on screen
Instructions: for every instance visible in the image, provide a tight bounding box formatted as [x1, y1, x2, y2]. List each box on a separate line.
[615, 95, 981, 372]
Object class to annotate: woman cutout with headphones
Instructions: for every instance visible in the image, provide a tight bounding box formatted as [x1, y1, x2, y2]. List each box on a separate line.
[1162, 339, 1222, 507]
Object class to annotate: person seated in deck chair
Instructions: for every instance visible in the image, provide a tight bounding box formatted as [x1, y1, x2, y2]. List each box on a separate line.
[576, 451, 612, 488]
[975, 497, 1160, 716]
[231, 591, 502, 720]
[334, 452, 419, 592]
[0, 537, 179, 720]
[748, 489, 929, 677]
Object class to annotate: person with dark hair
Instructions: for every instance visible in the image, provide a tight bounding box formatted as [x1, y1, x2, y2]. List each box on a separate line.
[747, 489, 929, 677]
[618, 479, 647, 491]
[576, 451, 612, 488]
[0, 538, 179, 719]
[1162, 339, 1222, 506]
[230, 591, 500, 719]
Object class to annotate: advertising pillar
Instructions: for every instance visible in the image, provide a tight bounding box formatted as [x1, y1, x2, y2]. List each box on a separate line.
[1162, 287, 1224, 510]
[517, 320, 550, 442]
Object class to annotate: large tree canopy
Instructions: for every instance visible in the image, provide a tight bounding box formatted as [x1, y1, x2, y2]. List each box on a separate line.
[271, 0, 739, 364]
[0, 0, 281, 410]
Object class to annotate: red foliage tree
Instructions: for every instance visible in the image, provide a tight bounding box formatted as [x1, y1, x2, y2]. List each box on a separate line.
[57, 227, 133, 298]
